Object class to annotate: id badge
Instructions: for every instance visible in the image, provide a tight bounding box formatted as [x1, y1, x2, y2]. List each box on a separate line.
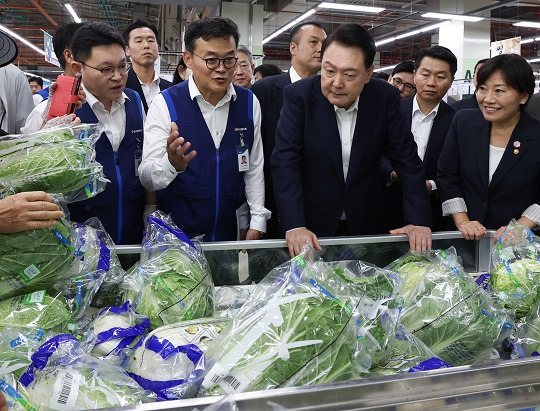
[237, 145, 249, 172]
[134, 147, 142, 177]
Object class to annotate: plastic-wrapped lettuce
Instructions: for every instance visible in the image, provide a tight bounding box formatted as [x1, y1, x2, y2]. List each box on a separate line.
[123, 212, 214, 329]
[386, 253, 432, 302]
[87, 301, 150, 358]
[490, 220, 540, 319]
[511, 303, 540, 358]
[201, 247, 400, 395]
[20, 334, 154, 410]
[0, 291, 71, 334]
[0, 217, 76, 300]
[0, 328, 48, 379]
[128, 318, 229, 400]
[396, 247, 512, 366]
[0, 375, 36, 411]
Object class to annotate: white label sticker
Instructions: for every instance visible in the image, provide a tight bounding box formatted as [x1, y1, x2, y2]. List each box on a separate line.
[49, 370, 81, 411]
[217, 370, 251, 394]
[24, 290, 46, 305]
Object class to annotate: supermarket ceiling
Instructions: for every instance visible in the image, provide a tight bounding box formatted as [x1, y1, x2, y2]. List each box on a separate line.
[3, 0, 540, 69]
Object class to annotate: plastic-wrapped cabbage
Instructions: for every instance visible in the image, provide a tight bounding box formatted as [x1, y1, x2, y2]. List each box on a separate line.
[511, 303, 540, 358]
[386, 253, 432, 302]
[20, 334, 154, 409]
[0, 291, 71, 333]
[490, 220, 540, 319]
[398, 247, 512, 366]
[128, 318, 229, 400]
[0, 375, 36, 411]
[88, 301, 150, 358]
[201, 247, 400, 395]
[124, 212, 214, 328]
[0, 328, 48, 378]
[0, 218, 76, 300]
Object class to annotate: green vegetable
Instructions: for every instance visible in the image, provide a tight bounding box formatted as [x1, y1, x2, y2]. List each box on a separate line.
[0, 220, 75, 300]
[124, 248, 213, 328]
[0, 129, 72, 155]
[513, 304, 540, 357]
[0, 328, 47, 378]
[0, 291, 71, 333]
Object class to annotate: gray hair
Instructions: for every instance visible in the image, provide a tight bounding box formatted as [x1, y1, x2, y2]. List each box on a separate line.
[237, 45, 253, 65]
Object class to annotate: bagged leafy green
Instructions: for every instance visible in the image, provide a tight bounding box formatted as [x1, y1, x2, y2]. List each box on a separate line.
[128, 318, 229, 400]
[123, 212, 214, 329]
[0, 328, 48, 379]
[0, 217, 76, 300]
[490, 220, 540, 319]
[511, 303, 540, 358]
[0, 291, 72, 333]
[397, 247, 512, 366]
[386, 253, 432, 302]
[201, 247, 400, 395]
[0, 375, 36, 411]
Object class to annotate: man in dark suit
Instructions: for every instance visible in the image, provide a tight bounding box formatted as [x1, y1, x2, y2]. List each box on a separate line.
[452, 58, 488, 111]
[382, 46, 457, 231]
[123, 19, 172, 113]
[251, 20, 326, 238]
[272, 23, 432, 257]
[525, 92, 540, 119]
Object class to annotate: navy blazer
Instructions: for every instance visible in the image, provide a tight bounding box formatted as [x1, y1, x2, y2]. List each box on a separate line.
[438, 109, 540, 229]
[271, 76, 432, 236]
[381, 97, 456, 230]
[251, 72, 291, 238]
[125, 68, 172, 113]
[452, 94, 479, 111]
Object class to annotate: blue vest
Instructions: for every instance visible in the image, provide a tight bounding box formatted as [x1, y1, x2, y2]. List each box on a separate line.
[68, 88, 145, 245]
[159, 82, 254, 241]
[36, 87, 49, 102]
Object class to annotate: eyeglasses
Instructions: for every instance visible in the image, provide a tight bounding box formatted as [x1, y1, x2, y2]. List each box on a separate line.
[80, 61, 130, 78]
[192, 52, 238, 70]
[392, 77, 416, 92]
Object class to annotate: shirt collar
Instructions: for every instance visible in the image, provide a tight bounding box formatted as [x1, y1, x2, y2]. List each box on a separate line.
[188, 74, 237, 105]
[289, 66, 302, 83]
[137, 69, 160, 86]
[83, 85, 129, 111]
[413, 95, 440, 117]
[334, 96, 359, 113]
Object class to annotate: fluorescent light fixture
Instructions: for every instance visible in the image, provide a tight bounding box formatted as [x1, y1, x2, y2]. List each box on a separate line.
[376, 21, 450, 48]
[65, 4, 82, 23]
[422, 12, 483, 22]
[528, 57, 540, 63]
[522, 38, 535, 44]
[318, 2, 385, 13]
[23, 71, 52, 83]
[374, 64, 396, 72]
[262, 9, 317, 44]
[395, 29, 422, 40]
[375, 37, 396, 47]
[0, 23, 46, 55]
[514, 21, 540, 29]
[420, 21, 451, 32]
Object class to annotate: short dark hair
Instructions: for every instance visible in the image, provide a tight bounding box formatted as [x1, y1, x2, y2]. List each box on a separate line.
[123, 19, 159, 45]
[373, 72, 390, 81]
[184, 17, 239, 53]
[71, 22, 125, 63]
[253, 63, 283, 78]
[172, 55, 187, 85]
[53, 22, 85, 69]
[392, 60, 414, 76]
[474, 58, 489, 73]
[237, 45, 254, 65]
[28, 76, 43, 87]
[414, 45, 458, 77]
[289, 20, 325, 44]
[476, 54, 534, 106]
[321, 23, 376, 68]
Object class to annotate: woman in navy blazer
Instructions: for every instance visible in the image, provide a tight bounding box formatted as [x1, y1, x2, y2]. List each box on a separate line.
[438, 54, 540, 241]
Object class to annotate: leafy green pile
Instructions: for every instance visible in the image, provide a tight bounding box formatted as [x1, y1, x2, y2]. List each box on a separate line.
[388, 254, 431, 302]
[0, 291, 71, 333]
[512, 304, 540, 357]
[0, 220, 76, 300]
[124, 248, 213, 328]
[0, 129, 72, 155]
[0, 328, 48, 378]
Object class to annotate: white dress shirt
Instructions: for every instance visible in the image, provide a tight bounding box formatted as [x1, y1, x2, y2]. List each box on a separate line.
[412, 96, 439, 190]
[288, 66, 302, 84]
[138, 70, 161, 108]
[84, 86, 128, 151]
[21, 99, 47, 134]
[139, 75, 270, 232]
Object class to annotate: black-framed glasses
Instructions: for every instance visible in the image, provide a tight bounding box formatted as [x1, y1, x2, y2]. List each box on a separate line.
[392, 77, 416, 92]
[192, 52, 238, 70]
[80, 61, 130, 78]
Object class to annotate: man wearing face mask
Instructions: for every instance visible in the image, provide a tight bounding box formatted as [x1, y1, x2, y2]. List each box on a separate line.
[123, 19, 172, 114]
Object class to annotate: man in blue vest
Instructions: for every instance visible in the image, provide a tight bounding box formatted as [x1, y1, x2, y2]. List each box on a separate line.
[140, 17, 269, 241]
[67, 22, 146, 245]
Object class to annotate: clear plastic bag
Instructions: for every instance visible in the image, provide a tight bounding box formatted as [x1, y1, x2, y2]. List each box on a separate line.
[123, 211, 215, 329]
[0, 374, 36, 411]
[127, 318, 230, 400]
[0, 328, 49, 379]
[510, 303, 540, 358]
[490, 220, 540, 319]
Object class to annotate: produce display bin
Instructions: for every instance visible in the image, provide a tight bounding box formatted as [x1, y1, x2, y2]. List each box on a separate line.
[104, 231, 540, 411]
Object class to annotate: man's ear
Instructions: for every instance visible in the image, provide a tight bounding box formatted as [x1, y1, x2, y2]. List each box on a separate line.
[183, 50, 193, 69]
[63, 49, 74, 65]
[290, 41, 297, 56]
[71, 60, 82, 76]
[125, 46, 131, 58]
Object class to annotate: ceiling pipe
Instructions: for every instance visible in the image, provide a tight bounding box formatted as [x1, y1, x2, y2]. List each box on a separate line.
[27, 0, 58, 26]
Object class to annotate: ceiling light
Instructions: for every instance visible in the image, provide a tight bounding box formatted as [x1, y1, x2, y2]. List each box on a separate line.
[318, 2, 385, 13]
[262, 9, 316, 44]
[374, 64, 396, 72]
[395, 29, 422, 40]
[521, 38, 535, 44]
[528, 57, 540, 63]
[375, 37, 396, 47]
[514, 21, 540, 29]
[420, 21, 452, 32]
[422, 12, 484, 22]
[376, 21, 450, 48]
[65, 4, 82, 23]
[0, 24, 45, 55]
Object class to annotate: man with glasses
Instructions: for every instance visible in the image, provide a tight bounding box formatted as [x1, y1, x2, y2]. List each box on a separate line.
[233, 45, 255, 89]
[140, 17, 269, 242]
[382, 46, 457, 231]
[67, 22, 147, 245]
[388, 61, 416, 99]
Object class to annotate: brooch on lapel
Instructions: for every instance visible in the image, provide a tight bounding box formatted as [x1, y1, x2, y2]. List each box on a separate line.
[513, 140, 521, 155]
